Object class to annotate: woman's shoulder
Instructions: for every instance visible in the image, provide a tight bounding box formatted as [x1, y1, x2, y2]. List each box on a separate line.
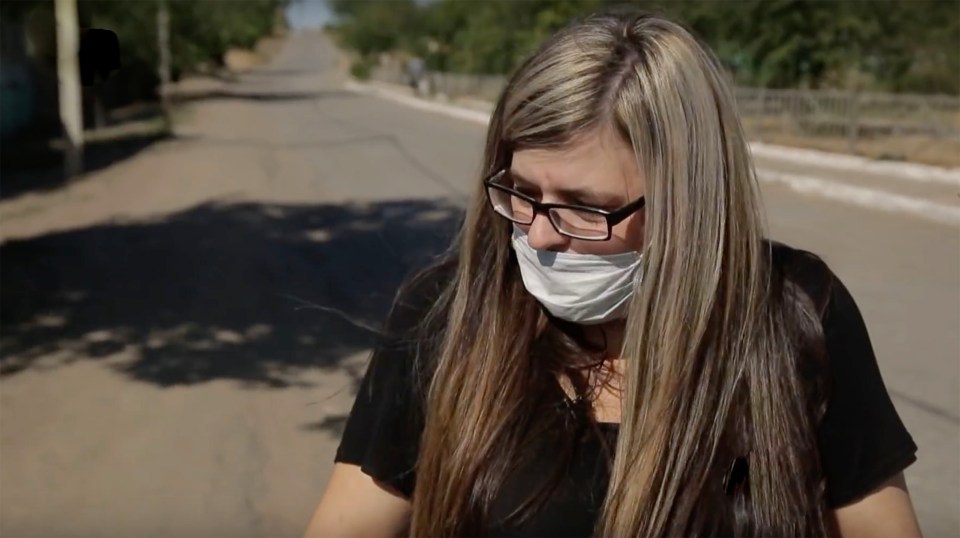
[388, 257, 458, 328]
[400, 256, 458, 303]
[762, 244, 919, 508]
[334, 259, 458, 498]
[764, 240, 873, 363]
[765, 239, 837, 315]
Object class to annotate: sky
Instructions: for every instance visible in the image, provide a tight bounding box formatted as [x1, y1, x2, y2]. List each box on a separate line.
[286, 0, 333, 30]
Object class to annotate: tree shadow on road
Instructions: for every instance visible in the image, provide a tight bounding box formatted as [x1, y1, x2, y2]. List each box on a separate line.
[170, 88, 358, 105]
[302, 415, 350, 438]
[0, 128, 174, 202]
[236, 68, 319, 78]
[0, 198, 463, 389]
[1, 90, 355, 202]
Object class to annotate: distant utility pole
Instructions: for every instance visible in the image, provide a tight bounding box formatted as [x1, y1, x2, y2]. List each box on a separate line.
[55, 0, 83, 178]
[157, 0, 171, 116]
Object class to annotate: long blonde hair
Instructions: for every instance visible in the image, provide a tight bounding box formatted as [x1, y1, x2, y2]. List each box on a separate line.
[410, 11, 828, 536]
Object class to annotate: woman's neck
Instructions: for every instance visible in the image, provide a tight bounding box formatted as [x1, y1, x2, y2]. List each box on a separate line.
[582, 320, 626, 360]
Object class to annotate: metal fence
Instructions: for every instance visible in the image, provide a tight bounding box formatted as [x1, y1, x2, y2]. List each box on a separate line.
[735, 88, 960, 152]
[372, 64, 960, 162]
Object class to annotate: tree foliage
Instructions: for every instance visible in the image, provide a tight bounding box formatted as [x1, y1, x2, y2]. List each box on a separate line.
[330, 0, 960, 94]
[76, 0, 286, 78]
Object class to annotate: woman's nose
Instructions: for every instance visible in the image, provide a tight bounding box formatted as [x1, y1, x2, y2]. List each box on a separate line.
[526, 213, 569, 252]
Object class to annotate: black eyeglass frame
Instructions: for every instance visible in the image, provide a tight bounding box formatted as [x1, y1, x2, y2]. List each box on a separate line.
[483, 169, 646, 241]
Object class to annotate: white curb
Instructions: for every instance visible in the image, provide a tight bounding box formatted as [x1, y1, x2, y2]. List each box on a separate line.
[750, 143, 960, 187]
[345, 80, 490, 125]
[757, 169, 960, 226]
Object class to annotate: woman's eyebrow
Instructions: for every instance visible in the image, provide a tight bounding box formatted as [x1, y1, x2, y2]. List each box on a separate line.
[508, 170, 538, 189]
[509, 169, 617, 204]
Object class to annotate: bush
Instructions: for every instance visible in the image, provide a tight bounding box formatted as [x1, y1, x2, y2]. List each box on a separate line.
[350, 57, 375, 80]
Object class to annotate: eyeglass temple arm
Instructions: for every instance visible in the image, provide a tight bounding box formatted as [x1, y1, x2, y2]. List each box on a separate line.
[607, 196, 646, 224]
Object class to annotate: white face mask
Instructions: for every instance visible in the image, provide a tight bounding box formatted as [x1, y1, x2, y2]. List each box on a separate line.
[510, 226, 643, 325]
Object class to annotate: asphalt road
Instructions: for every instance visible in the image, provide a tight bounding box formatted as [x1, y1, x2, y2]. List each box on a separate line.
[1, 31, 957, 537]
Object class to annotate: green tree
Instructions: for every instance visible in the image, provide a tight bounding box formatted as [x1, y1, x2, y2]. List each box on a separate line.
[78, 0, 287, 80]
[329, 0, 960, 94]
[330, 0, 418, 56]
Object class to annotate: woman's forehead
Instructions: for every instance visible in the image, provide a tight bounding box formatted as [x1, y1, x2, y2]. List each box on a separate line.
[510, 131, 642, 193]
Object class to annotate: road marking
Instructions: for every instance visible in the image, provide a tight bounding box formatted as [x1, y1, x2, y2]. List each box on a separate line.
[345, 80, 960, 227]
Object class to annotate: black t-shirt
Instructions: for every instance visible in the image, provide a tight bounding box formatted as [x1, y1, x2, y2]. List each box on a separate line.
[334, 243, 917, 537]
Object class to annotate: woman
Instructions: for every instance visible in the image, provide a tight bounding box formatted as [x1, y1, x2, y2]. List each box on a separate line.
[305, 11, 921, 537]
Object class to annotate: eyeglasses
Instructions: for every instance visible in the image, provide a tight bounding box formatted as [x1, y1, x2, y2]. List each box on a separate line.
[484, 169, 646, 241]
